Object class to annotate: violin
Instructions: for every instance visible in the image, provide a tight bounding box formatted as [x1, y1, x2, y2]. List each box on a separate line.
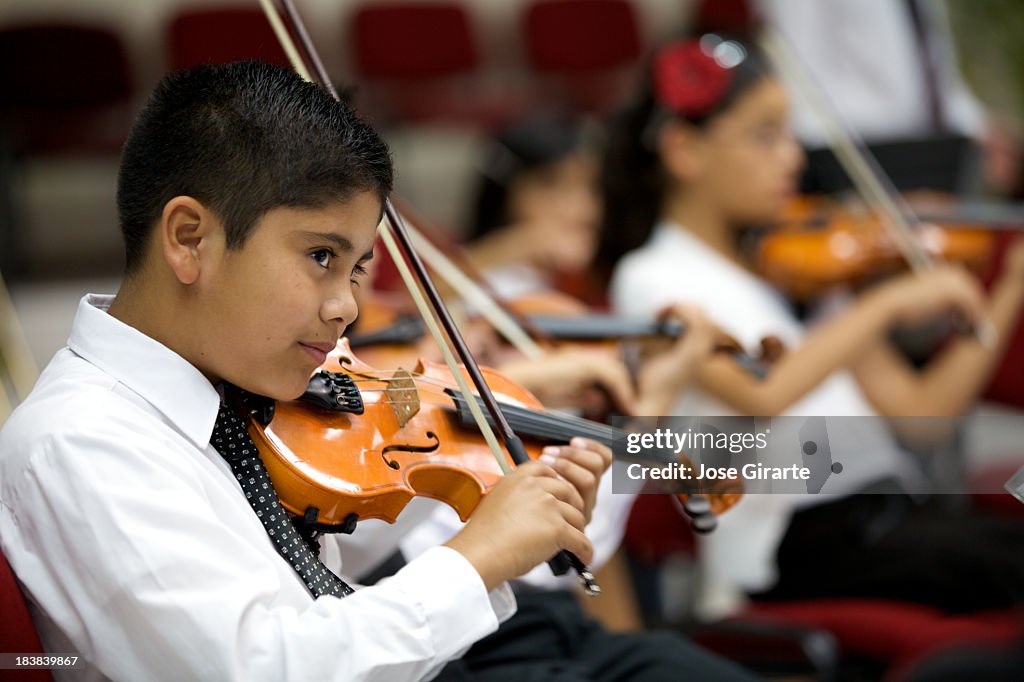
[754, 195, 997, 300]
[756, 33, 1004, 310]
[261, 0, 602, 590]
[243, 340, 742, 534]
[349, 288, 778, 380]
[506, 291, 784, 373]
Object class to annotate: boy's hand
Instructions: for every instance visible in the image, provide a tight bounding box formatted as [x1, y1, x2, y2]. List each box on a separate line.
[540, 437, 612, 524]
[444, 437, 612, 591]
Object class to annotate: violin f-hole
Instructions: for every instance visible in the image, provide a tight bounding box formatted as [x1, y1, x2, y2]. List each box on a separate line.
[381, 431, 440, 469]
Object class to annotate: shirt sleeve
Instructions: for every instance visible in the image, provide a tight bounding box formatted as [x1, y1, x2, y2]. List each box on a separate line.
[3, 420, 508, 682]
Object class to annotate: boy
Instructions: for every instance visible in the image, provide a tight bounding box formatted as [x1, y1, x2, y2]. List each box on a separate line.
[0, 62, 610, 681]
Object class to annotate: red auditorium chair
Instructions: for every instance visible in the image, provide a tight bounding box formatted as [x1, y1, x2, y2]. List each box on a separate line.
[166, 6, 291, 71]
[521, 0, 643, 115]
[0, 22, 134, 156]
[623, 493, 1023, 679]
[982, 233, 1024, 409]
[0, 548, 53, 682]
[349, 3, 528, 127]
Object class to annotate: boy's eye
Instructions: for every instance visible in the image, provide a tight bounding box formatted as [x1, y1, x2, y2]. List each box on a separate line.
[310, 249, 333, 268]
[350, 263, 369, 286]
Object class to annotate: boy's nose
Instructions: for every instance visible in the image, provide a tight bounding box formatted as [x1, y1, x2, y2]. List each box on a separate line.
[321, 288, 359, 330]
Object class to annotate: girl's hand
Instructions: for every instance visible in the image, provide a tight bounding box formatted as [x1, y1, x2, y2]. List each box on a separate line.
[636, 303, 718, 415]
[871, 265, 988, 329]
[499, 347, 637, 415]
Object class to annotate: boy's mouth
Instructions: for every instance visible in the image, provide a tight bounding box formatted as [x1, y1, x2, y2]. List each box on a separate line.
[299, 341, 335, 366]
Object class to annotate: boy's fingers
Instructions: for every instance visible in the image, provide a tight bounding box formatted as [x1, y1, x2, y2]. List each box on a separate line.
[568, 437, 614, 470]
[535, 473, 586, 514]
[544, 457, 598, 502]
[558, 527, 594, 565]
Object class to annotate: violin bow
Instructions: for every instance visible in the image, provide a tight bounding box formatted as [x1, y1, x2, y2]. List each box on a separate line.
[269, 0, 547, 358]
[390, 197, 551, 357]
[759, 27, 997, 346]
[259, 0, 600, 595]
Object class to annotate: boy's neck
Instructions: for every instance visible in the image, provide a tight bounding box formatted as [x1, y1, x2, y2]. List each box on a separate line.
[107, 277, 219, 385]
[662, 191, 742, 265]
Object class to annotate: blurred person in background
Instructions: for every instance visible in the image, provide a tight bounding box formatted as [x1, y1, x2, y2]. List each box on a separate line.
[600, 32, 1024, 618]
[462, 116, 606, 306]
[691, 0, 1021, 196]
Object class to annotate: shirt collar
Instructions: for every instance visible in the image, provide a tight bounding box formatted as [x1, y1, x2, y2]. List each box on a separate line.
[67, 294, 221, 449]
[650, 220, 781, 288]
[651, 221, 740, 270]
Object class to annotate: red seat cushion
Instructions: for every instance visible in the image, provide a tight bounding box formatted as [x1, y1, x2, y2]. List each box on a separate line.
[982, 233, 1024, 408]
[740, 599, 1021, 666]
[623, 493, 697, 563]
[0, 549, 53, 681]
[0, 23, 133, 155]
[523, 0, 641, 72]
[521, 0, 642, 114]
[167, 7, 291, 71]
[351, 3, 478, 79]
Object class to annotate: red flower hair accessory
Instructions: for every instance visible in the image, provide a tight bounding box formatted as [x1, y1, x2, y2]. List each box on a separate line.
[653, 39, 734, 118]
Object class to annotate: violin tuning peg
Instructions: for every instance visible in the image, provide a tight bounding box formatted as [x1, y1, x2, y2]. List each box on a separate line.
[682, 494, 712, 517]
[690, 514, 718, 534]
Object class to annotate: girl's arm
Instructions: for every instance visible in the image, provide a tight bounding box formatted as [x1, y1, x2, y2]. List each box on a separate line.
[853, 241, 1024, 417]
[696, 265, 991, 416]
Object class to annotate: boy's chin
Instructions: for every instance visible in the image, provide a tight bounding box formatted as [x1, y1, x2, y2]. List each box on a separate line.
[280, 378, 314, 402]
[241, 376, 311, 403]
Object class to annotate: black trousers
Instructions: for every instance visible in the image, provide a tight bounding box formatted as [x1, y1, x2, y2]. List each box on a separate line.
[754, 493, 1024, 613]
[434, 590, 758, 682]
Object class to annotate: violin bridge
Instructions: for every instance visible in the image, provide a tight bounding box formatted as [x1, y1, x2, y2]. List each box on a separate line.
[385, 369, 420, 428]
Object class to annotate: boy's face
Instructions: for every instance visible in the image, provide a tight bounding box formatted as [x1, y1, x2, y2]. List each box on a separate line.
[196, 191, 380, 400]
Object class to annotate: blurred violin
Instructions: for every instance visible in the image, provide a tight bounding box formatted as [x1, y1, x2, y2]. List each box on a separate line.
[243, 340, 742, 536]
[349, 288, 779, 379]
[755, 195, 997, 300]
[757, 29, 1006, 350]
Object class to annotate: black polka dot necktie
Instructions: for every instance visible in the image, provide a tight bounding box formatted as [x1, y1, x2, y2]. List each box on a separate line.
[211, 398, 354, 599]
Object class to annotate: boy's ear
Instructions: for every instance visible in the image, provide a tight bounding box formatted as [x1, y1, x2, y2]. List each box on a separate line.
[657, 121, 704, 182]
[159, 196, 218, 285]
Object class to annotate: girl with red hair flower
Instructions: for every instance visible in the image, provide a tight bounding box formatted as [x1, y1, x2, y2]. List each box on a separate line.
[599, 34, 1024, 617]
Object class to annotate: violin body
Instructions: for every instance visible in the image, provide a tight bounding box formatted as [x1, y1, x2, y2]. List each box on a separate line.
[756, 195, 996, 299]
[247, 339, 544, 526]
[246, 340, 742, 531]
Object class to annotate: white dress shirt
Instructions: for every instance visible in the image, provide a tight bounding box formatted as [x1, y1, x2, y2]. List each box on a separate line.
[0, 294, 514, 682]
[755, 0, 985, 146]
[610, 224, 925, 600]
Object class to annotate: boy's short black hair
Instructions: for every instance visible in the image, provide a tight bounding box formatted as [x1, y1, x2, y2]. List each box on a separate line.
[117, 61, 393, 274]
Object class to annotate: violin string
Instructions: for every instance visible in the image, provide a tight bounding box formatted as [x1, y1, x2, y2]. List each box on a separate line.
[318, 368, 617, 441]
[315, 368, 681, 466]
